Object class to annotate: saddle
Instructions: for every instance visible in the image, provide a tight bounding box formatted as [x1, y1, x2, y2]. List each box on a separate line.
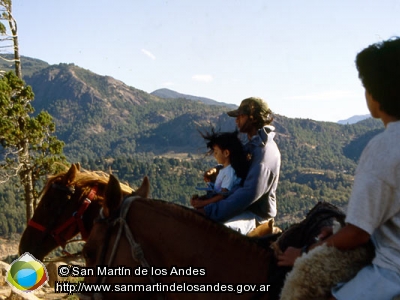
[247, 218, 282, 238]
[271, 201, 346, 256]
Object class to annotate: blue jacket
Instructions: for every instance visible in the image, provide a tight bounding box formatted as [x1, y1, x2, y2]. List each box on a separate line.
[204, 126, 281, 222]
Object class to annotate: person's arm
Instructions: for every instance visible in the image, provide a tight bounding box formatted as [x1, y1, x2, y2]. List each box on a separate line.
[277, 223, 370, 267]
[202, 168, 260, 220]
[191, 190, 226, 209]
[320, 223, 370, 249]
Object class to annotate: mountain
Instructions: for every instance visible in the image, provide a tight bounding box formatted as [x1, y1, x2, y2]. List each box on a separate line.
[13, 57, 384, 179]
[0, 57, 386, 236]
[151, 88, 237, 109]
[22, 63, 235, 159]
[337, 114, 371, 124]
[22, 62, 384, 166]
[0, 54, 49, 77]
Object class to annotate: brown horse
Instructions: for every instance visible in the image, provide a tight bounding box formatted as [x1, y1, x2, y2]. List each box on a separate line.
[18, 163, 139, 261]
[82, 174, 277, 300]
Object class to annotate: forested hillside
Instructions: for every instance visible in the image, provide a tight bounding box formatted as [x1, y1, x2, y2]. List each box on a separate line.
[0, 57, 384, 237]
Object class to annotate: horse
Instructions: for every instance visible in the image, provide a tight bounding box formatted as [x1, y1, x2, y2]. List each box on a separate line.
[82, 174, 275, 299]
[81, 175, 347, 300]
[18, 163, 140, 261]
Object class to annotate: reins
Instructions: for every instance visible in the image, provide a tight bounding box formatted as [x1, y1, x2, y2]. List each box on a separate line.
[94, 195, 163, 300]
[28, 184, 98, 252]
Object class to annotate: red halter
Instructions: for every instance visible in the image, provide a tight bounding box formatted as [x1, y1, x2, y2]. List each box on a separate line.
[28, 185, 98, 248]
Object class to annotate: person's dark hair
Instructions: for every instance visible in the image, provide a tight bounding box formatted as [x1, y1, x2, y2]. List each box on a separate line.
[200, 129, 249, 181]
[355, 37, 400, 119]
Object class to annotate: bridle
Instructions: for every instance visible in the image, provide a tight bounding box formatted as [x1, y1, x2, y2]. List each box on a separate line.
[28, 183, 98, 253]
[92, 195, 163, 300]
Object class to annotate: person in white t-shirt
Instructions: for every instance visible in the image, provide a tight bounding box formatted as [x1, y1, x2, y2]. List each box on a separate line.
[191, 130, 249, 209]
[277, 37, 400, 300]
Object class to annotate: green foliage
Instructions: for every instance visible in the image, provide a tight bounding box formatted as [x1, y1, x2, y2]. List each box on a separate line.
[0, 71, 66, 176]
[0, 71, 66, 223]
[0, 22, 5, 34]
[0, 71, 34, 149]
[0, 176, 25, 237]
[0, 0, 10, 35]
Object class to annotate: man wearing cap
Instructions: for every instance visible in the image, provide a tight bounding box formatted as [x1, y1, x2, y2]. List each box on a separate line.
[202, 97, 281, 234]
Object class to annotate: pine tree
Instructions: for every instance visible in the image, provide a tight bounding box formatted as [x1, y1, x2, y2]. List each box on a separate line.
[0, 0, 66, 222]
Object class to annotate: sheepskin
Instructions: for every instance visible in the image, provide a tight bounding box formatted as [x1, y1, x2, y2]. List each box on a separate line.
[279, 242, 374, 300]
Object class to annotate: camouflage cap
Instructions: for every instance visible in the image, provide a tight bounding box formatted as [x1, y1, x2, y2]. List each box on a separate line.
[227, 97, 270, 118]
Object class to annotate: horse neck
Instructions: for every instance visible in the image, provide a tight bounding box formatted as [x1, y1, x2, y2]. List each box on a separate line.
[113, 198, 271, 284]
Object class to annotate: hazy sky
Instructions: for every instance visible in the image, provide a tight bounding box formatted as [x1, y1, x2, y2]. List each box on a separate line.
[11, 0, 400, 122]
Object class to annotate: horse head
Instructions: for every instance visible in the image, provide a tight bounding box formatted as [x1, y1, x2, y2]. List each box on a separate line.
[18, 164, 134, 261]
[83, 174, 149, 268]
[82, 175, 154, 299]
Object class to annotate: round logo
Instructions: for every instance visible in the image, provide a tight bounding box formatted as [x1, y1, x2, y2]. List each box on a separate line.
[6, 252, 48, 292]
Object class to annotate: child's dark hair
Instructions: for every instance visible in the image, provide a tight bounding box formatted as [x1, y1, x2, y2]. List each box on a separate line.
[200, 128, 249, 182]
[356, 37, 400, 119]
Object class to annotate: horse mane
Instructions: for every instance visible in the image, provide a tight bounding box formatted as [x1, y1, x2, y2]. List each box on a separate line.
[43, 164, 134, 195]
[133, 197, 271, 257]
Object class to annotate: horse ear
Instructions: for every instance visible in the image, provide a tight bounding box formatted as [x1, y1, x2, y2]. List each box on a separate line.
[103, 174, 123, 217]
[75, 163, 81, 171]
[62, 164, 78, 185]
[135, 176, 150, 198]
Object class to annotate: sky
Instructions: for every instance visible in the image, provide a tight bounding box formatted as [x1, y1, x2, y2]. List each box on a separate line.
[9, 0, 400, 122]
